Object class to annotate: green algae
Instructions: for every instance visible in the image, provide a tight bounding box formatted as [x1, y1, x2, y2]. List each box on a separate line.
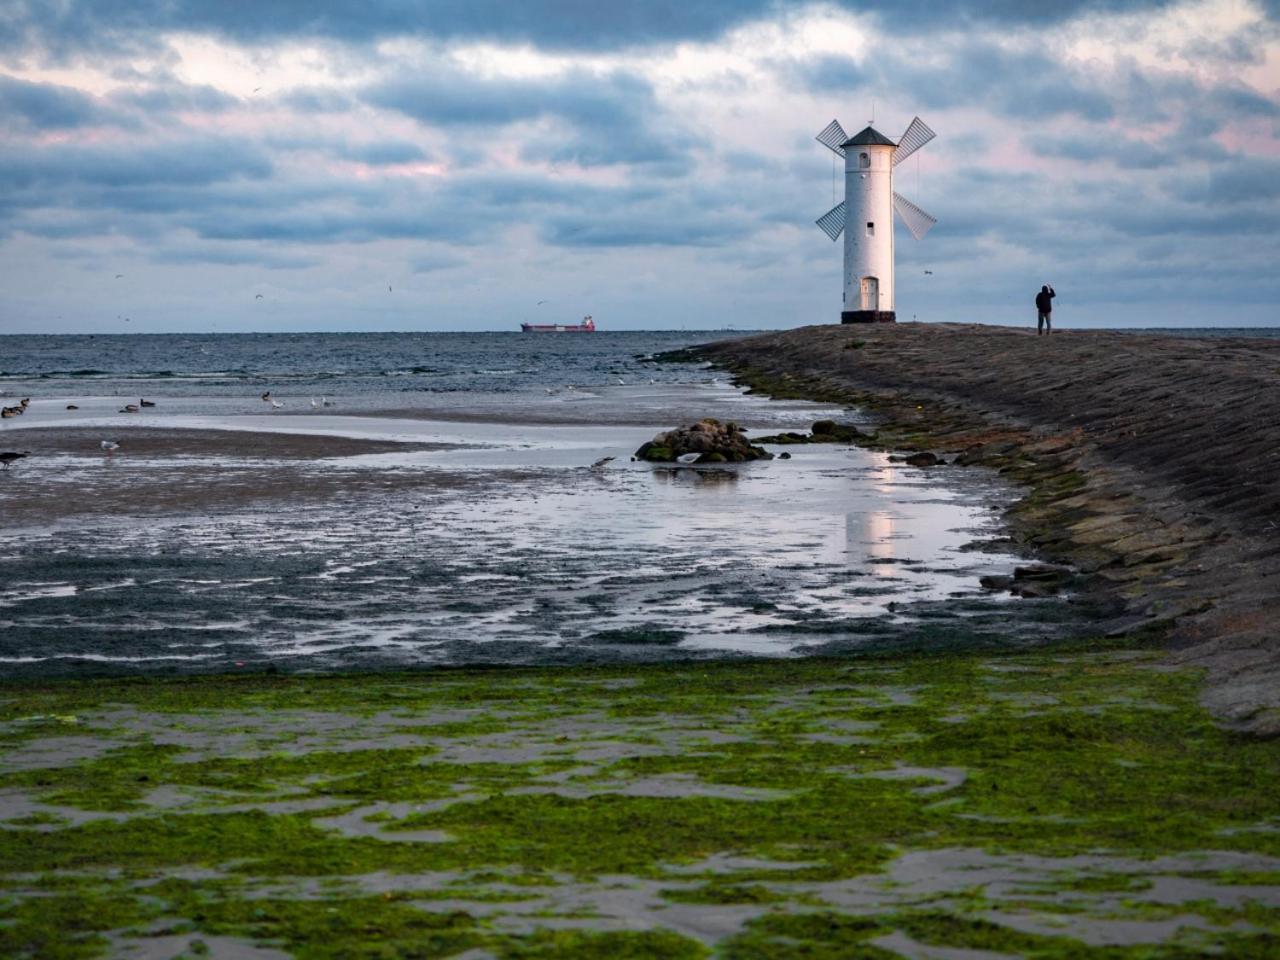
[1, 648, 1279, 956]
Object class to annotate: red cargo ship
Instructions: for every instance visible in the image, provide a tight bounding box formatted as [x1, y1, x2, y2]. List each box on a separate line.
[520, 315, 595, 333]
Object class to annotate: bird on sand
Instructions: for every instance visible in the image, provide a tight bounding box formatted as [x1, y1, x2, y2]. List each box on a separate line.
[590, 456, 615, 470]
[0, 451, 28, 468]
[119, 404, 139, 413]
[270, 399, 284, 409]
[65, 404, 79, 410]
[139, 399, 155, 407]
[100, 440, 119, 456]
[261, 391, 271, 401]
[676, 452, 702, 464]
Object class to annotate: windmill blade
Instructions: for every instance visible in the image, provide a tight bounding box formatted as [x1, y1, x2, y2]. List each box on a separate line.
[815, 201, 846, 241]
[892, 116, 935, 166]
[815, 119, 848, 156]
[893, 192, 937, 240]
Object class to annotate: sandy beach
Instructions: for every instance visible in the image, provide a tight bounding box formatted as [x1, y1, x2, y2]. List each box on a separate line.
[693, 323, 1280, 734]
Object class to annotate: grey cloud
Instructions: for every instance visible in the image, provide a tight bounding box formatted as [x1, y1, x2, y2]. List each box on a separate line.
[0, 73, 105, 129]
[366, 67, 702, 168]
[110, 81, 237, 114]
[799, 45, 1113, 122]
[341, 141, 429, 166]
[149, 245, 321, 269]
[412, 253, 466, 273]
[1205, 157, 1280, 204]
[4, 0, 1200, 60]
[0, 138, 272, 191]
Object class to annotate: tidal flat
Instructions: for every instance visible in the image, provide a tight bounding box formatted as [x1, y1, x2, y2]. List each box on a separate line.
[3, 647, 1279, 958]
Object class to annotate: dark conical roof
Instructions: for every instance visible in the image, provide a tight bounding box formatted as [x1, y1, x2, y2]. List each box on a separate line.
[842, 125, 896, 148]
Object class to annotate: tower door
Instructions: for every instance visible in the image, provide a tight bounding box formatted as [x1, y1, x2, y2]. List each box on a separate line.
[860, 276, 879, 311]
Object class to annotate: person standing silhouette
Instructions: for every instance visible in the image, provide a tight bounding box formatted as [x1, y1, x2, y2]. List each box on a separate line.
[1035, 285, 1056, 335]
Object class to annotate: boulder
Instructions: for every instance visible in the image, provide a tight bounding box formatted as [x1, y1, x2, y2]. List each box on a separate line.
[635, 419, 773, 463]
[903, 452, 943, 467]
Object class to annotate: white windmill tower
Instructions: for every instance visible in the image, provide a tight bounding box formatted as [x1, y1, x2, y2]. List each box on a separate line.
[815, 116, 937, 323]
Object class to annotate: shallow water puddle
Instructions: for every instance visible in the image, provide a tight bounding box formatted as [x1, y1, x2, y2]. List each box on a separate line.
[0, 402, 1065, 673]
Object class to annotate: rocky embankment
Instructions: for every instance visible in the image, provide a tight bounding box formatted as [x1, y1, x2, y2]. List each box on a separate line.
[692, 323, 1280, 736]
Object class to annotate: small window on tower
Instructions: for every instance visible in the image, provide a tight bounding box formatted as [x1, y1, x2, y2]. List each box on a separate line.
[866, 222, 875, 237]
[859, 152, 870, 168]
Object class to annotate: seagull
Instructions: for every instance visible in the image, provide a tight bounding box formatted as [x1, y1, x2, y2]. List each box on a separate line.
[676, 452, 702, 464]
[255, 294, 264, 300]
[252, 86, 262, 93]
[100, 440, 119, 456]
[115, 274, 124, 279]
[536, 300, 549, 305]
[590, 456, 615, 470]
[270, 399, 284, 409]
[0, 451, 28, 469]
[615, 378, 625, 385]
[310, 397, 319, 408]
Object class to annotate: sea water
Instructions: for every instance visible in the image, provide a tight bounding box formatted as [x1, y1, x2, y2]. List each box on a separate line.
[0, 331, 1090, 675]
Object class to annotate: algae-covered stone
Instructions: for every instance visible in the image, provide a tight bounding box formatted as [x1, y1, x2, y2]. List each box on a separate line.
[636, 419, 773, 462]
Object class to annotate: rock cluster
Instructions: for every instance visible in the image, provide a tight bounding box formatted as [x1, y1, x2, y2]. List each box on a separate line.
[635, 419, 773, 463]
[751, 420, 864, 445]
[980, 564, 1074, 598]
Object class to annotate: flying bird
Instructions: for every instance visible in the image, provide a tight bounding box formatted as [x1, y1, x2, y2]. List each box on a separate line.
[923, 269, 933, 275]
[536, 300, 549, 305]
[388, 285, 392, 292]
[255, 294, 264, 300]
[590, 456, 615, 470]
[114, 274, 124, 279]
[0, 451, 28, 469]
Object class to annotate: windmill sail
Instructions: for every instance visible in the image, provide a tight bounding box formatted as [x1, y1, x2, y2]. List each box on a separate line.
[892, 192, 937, 240]
[815, 119, 848, 156]
[892, 116, 935, 166]
[816, 201, 847, 241]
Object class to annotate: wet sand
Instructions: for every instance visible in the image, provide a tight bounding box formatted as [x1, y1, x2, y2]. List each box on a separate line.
[695, 323, 1280, 734]
[0, 427, 503, 524]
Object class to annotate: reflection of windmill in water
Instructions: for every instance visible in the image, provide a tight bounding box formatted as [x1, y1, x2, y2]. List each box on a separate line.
[815, 116, 938, 323]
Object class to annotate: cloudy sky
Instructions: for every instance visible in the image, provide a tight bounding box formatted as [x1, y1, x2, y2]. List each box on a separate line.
[2, 0, 1277, 332]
